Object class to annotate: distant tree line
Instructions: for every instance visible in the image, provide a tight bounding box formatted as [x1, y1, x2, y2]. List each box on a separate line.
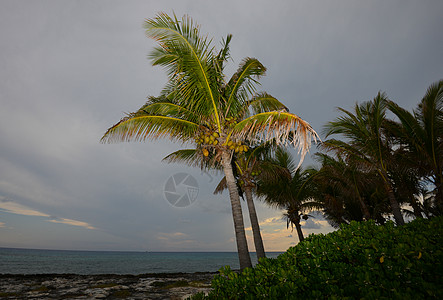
[256, 80, 442, 241]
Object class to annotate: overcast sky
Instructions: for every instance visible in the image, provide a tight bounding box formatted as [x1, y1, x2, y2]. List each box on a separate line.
[1, 0, 442, 252]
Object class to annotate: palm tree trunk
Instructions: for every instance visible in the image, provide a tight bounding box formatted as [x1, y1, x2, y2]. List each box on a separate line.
[294, 220, 304, 243]
[436, 173, 443, 215]
[244, 185, 266, 260]
[221, 151, 252, 270]
[410, 197, 423, 219]
[386, 184, 405, 225]
[289, 207, 304, 242]
[353, 175, 371, 220]
[379, 169, 405, 225]
[357, 196, 371, 220]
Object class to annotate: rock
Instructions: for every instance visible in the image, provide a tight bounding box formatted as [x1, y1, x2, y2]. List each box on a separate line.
[0, 272, 216, 299]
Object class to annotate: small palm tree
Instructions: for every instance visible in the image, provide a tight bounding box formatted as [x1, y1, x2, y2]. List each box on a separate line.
[256, 148, 317, 242]
[101, 13, 318, 270]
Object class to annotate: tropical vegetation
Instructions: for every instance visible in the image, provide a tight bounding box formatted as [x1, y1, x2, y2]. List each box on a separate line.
[193, 216, 443, 299]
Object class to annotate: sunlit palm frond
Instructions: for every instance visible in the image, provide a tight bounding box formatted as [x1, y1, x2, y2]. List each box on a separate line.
[144, 13, 222, 131]
[246, 93, 288, 116]
[231, 111, 320, 168]
[224, 57, 266, 117]
[100, 115, 198, 144]
[140, 102, 200, 124]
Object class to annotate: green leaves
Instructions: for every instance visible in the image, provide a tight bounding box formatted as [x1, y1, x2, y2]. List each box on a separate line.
[200, 217, 443, 299]
[144, 12, 221, 131]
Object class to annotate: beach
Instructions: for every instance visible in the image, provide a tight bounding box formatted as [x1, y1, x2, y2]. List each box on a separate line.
[0, 272, 216, 299]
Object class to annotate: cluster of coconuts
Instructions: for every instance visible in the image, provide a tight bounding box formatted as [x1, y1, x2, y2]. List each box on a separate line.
[226, 140, 249, 153]
[224, 117, 236, 128]
[195, 130, 220, 146]
[195, 130, 220, 157]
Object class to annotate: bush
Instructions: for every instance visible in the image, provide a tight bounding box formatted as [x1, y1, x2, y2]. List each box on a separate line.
[202, 216, 443, 299]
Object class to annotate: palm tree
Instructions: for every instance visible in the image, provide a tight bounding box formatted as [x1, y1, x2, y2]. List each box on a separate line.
[101, 13, 318, 270]
[322, 93, 405, 225]
[256, 148, 317, 242]
[387, 80, 443, 215]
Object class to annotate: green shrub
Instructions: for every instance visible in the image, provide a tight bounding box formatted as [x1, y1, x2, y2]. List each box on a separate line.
[202, 216, 443, 299]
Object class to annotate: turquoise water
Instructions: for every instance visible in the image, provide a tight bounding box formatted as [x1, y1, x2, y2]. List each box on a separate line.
[0, 248, 282, 274]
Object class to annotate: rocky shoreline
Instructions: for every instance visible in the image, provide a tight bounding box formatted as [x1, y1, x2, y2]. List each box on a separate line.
[0, 272, 216, 299]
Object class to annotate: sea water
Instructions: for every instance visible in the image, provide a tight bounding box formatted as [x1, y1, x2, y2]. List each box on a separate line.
[0, 248, 283, 274]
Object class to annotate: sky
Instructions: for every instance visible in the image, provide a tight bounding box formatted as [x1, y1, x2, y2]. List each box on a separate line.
[0, 0, 442, 252]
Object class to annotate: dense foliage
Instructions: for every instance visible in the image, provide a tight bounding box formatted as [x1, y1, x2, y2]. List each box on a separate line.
[195, 216, 442, 299]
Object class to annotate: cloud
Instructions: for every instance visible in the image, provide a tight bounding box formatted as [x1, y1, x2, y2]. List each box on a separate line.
[301, 218, 322, 229]
[0, 199, 96, 230]
[0, 200, 49, 217]
[48, 217, 96, 230]
[260, 217, 285, 226]
[157, 232, 189, 241]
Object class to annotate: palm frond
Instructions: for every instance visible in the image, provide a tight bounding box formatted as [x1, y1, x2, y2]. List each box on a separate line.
[162, 148, 223, 171]
[214, 176, 227, 194]
[387, 100, 426, 152]
[144, 13, 222, 132]
[141, 102, 200, 123]
[231, 111, 320, 168]
[162, 149, 200, 167]
[100, 115, 198, 144]
[214, 34, 232, 76]
[225, 57, 266, 117]
[246, 93, 288, 116]
[320, 139, 374, 169]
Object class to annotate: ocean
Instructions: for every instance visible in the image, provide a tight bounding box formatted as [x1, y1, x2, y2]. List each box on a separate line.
[0, 248, 283, 275]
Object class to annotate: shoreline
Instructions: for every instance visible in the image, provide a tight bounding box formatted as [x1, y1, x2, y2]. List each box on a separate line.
[0, 272, 217, 299]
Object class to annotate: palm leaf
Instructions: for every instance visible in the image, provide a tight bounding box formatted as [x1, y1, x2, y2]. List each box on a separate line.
[101, 115, 198, 143]
[225, 57, 266, 117]
[246, 92, 288, 116]
[162, 148, 222, 171]
[214, 176, 227, 195]
[230, 111, 320, 168]
[144, 13, 222, 132]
